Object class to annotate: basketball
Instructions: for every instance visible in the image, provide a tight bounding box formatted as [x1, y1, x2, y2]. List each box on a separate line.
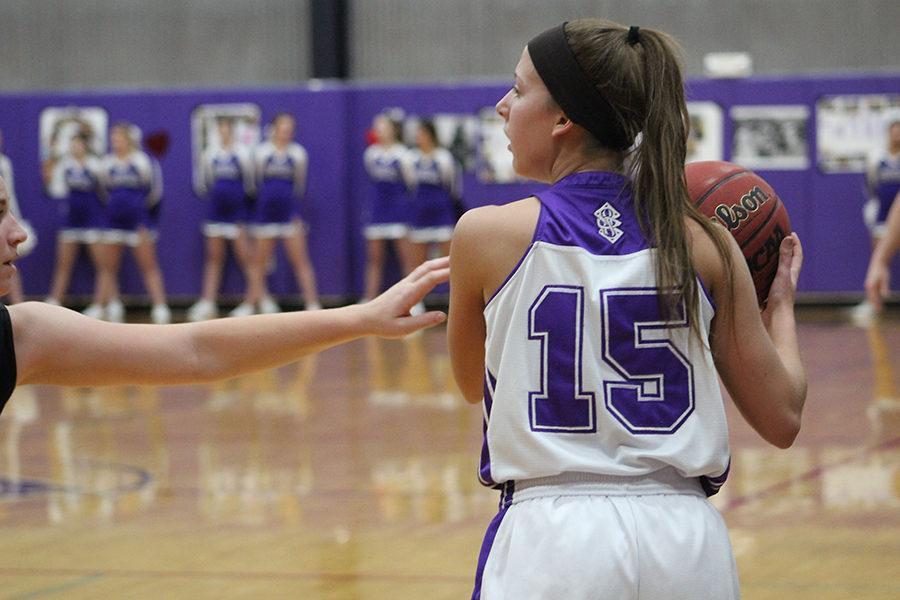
[686, 160, 792, 305]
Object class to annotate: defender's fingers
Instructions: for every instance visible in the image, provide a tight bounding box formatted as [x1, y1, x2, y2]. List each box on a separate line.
[393, 311, 447, 336]
[409, 256, 450, 282]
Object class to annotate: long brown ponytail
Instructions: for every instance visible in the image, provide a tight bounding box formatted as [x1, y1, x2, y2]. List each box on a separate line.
[565, 19, 734, 332]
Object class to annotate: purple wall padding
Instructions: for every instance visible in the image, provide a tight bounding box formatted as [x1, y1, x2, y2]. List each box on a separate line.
[1, 73, 898, 301]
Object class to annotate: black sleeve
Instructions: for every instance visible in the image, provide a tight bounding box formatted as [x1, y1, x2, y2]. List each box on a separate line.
[0, 304, 17, 413]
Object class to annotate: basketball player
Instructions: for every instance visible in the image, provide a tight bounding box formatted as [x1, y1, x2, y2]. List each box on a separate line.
[447, 20, 807, 599]
[187, 118, 256, 321]
[44, 134, 108, 309]
[360, 113, 413, 302]
[96, 122, 171, 324]
[0, 172, 448, 412]
[865, 191, 900, 310]
[854, 121, 900, 322]
[239, 113, 320, 316]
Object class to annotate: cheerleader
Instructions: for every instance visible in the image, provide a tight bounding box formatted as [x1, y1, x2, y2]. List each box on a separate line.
[852, 119, 900, 324]
[403, 120, 460, 268]
[96, 122, 171, 324]
[187, 118, 256, 321]
[45, 134, 109, 311]
[239, 113, 320, 315]
[360, 113, 413, 302]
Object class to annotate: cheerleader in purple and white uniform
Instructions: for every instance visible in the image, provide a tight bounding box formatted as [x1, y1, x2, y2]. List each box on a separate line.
[187, 118, 256, 321]
[240, 113, 320, 315]
[403, 120, 460, 268]
[361, 113, 413, 302]
[96, 122, 170, 324]
[45, 134, 109, 310]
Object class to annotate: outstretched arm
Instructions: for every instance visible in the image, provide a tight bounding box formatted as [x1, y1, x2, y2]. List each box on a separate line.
[865, 192, 900, 310]
[11, 257, 449, 387]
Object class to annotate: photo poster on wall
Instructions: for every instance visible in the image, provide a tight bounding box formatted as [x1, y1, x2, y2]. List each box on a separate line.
[730, 104, 810, 170]
[190, 103, 262, 196]
[816, 94, 900, 173]
[38, 106, 109, 188]
[686, 101, 724, 163]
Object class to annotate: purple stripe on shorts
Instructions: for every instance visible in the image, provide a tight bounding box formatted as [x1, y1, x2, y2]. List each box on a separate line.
[478, 369, 498, 487]
[471, 481, 515, 600]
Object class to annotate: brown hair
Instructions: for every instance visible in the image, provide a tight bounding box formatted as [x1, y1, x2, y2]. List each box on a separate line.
[564, 19, 734, 332]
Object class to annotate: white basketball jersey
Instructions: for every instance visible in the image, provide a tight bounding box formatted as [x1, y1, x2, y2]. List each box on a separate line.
[480, 171, 730, 496]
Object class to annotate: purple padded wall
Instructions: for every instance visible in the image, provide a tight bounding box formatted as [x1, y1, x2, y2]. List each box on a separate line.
[0, 73, 897, 302]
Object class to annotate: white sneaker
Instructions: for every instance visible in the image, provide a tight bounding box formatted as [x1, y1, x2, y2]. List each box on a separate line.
[258, 295, 281, 314]
[44, 297, 61, 306]
[848, 300, 877, 328]
[82, 303, 104, 320]
[151, 303, 172, 324]
[105, 299, 125, 323]
[187, 299, 217, 322]
[305, 301, 322, 311]
[229, 301, 256, 318]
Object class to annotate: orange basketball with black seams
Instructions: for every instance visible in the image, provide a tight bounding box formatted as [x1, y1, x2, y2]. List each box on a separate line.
[686, 161, 792, 306]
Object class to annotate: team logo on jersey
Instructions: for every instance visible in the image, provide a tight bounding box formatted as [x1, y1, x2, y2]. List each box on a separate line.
[594, 202, 624, 243]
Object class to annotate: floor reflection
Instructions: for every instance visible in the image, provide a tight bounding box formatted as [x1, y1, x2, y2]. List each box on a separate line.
[0, 311, 897, 599]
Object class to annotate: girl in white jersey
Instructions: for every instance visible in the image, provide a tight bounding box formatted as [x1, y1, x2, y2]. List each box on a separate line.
[0, 172, 448, 418]
[448, 20, 807, 599]
[866, 190, 900, 309]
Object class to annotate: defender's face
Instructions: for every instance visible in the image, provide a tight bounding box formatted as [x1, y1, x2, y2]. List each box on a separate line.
[495, 48, 561, 183]
[0, 178, 27, 296]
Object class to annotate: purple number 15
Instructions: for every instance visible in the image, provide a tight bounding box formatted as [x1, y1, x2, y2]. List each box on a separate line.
[528, 286, 695, 435]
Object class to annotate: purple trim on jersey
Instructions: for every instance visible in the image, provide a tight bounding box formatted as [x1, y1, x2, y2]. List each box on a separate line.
[409, 183, 456, 229]
[699, 458, 730, 496]
[484, 204, 542, 308]
[471, 481, 515, 600]
[478, 369, 499, 487]
[696, 272, 716, 313]
[533, 171, 649, 256]
[368, 180, 409, 226]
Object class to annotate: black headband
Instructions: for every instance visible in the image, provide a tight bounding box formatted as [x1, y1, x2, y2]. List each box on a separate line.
[527, 22, 632, 151]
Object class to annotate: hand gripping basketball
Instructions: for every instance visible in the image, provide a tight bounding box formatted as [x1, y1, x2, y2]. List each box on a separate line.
[686, 161, 794, 305]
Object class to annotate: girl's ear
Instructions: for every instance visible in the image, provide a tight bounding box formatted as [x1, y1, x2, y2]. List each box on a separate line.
[551, 115, 575, 139]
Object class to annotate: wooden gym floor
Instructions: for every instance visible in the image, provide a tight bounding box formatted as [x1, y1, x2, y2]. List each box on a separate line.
[0, 307, 898, 599]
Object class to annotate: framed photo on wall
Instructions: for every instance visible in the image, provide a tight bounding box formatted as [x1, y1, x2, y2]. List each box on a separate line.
[816, 94, 900, 173]
[731, 105, 810, 170]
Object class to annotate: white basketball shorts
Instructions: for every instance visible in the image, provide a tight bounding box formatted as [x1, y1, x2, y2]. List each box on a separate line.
[473, 473, 740, 600]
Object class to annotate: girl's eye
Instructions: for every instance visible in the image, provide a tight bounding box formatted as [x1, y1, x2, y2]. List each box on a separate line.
[512, 86, 521, 96]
